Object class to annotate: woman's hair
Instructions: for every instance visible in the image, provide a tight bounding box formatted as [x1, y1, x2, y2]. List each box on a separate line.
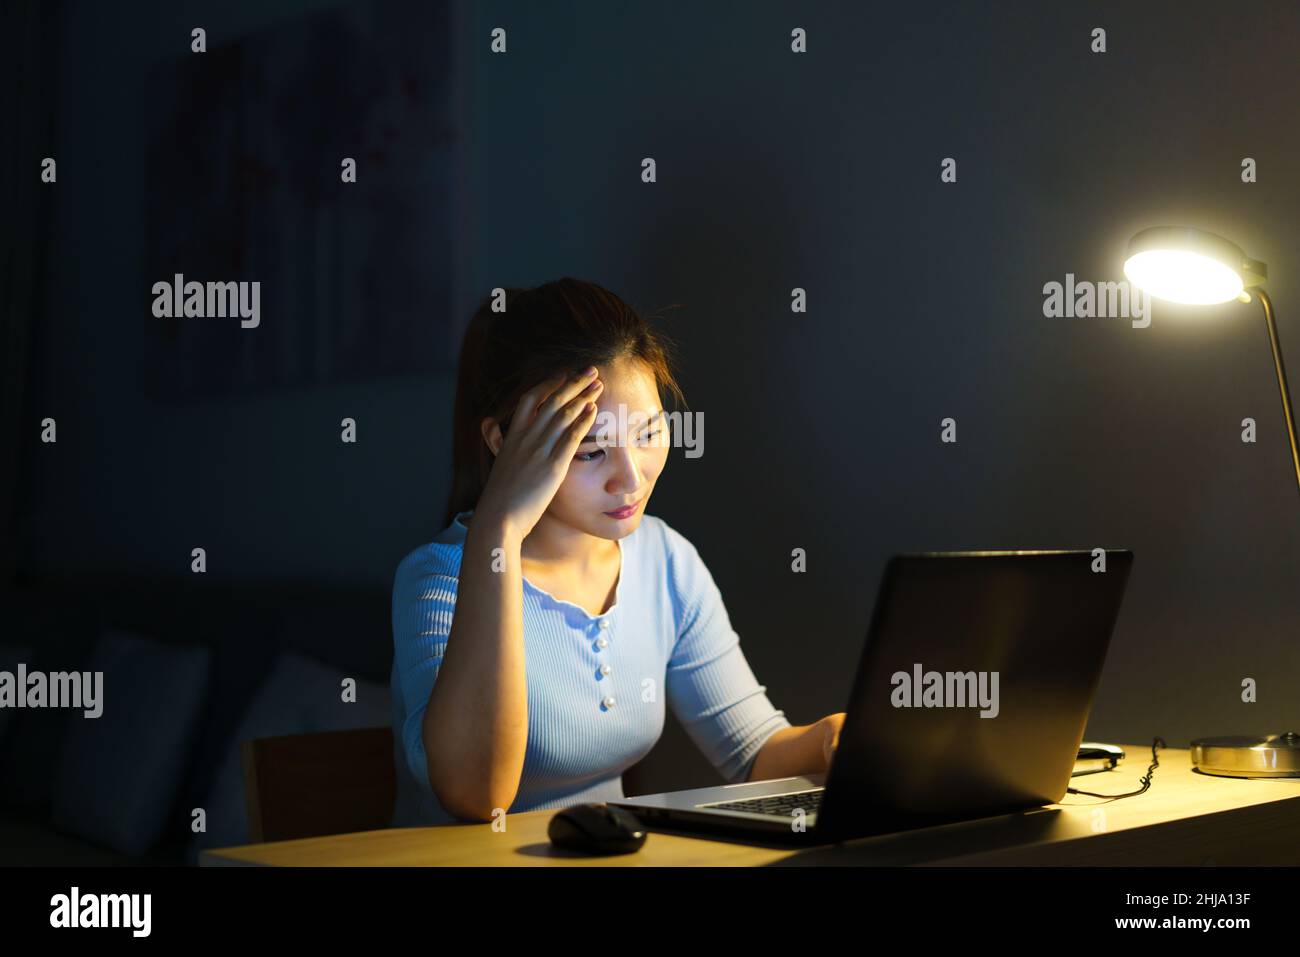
[444, 277, 686, 527]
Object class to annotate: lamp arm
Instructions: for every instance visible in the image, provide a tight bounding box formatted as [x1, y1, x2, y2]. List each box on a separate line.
[1255, 289, 1300, 499]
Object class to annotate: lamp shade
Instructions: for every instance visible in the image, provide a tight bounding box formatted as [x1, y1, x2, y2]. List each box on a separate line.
[1123, 226, 1267, 305]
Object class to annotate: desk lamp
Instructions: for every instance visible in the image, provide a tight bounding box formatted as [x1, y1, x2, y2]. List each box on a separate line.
[1123, 225, 1300, 778]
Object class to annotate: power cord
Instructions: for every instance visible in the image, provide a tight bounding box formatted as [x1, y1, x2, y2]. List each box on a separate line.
[1066, 736, 1166, 800]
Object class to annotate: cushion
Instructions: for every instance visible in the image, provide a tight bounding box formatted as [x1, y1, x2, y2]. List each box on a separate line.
[186, 651, 391, 863]
[50, 629, 212, 857]
[0, 612, 100, 813]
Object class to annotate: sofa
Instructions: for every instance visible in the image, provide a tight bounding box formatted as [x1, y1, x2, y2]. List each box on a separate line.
[0, 576, 395, 865]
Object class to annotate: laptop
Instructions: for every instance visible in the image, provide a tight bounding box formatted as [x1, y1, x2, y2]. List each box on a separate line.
[610, 549, 1133, 846]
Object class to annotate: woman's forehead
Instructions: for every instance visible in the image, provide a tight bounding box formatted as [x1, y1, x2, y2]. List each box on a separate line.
[588, 404, 664, 443]
[594, 363, 659, 403]
[597, 357, 658, 390]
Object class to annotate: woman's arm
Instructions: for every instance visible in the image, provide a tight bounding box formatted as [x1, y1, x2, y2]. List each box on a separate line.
[421, 369, 603, 822]
[746, 712, 846, 782]
[422, 512, 529, 822]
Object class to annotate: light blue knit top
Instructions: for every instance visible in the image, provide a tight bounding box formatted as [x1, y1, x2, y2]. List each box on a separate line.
[389, 510, 791, 826]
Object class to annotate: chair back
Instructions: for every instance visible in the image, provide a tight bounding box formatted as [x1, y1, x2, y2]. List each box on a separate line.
[241, 726, 396, 843]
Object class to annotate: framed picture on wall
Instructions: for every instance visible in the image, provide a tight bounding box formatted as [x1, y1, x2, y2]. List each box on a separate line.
[140, 0, 468, 399]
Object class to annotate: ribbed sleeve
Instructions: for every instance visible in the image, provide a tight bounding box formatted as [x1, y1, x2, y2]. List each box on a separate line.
[390, 542, 462, 804]
[661, 524, 792, 784]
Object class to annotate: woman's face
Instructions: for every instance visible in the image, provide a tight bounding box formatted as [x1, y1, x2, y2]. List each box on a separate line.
[544, 355, 670, 541]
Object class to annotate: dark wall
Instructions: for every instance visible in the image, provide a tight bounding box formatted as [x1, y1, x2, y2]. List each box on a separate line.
[15, 0, 1300, 794]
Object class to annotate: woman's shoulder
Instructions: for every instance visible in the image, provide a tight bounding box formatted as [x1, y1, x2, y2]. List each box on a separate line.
[392, 514, 470, 597]
[637, 512, 687, 553]
[634, 515, 724, 634]
[636, 513, 709, 588]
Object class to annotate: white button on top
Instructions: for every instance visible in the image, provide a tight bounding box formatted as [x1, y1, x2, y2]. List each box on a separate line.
[600, 663, 612, 676]
[602, 696, 616, 709]
[598, 618, 610, 629]
[596, 636, 609, 649]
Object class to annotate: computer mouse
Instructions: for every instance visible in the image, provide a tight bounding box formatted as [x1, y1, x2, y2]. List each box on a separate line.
[547, 803, 647, 855]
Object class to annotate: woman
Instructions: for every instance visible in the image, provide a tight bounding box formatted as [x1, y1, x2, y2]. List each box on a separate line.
[390, 278, 845, 825]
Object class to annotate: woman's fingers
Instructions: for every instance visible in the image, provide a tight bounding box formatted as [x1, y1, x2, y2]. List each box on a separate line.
[551, 400, 600, 461]
[509, 373, 567, 435]
[502, 369, 600, 460]
[541, 379, 602, 454]
[529, 367, 599, 431]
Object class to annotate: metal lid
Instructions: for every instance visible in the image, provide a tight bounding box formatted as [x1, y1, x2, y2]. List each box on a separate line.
[1190, 732, 1300, 778]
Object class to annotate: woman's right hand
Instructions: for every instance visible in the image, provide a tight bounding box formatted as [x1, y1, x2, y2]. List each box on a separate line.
[473, 366, 603, 540]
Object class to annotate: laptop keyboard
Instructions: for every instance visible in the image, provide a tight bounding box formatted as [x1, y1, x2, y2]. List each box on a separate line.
[699, 788, 824, 817]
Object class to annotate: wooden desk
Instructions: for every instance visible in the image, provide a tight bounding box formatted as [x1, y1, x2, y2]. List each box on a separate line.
[200, 745, 1300, 866]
